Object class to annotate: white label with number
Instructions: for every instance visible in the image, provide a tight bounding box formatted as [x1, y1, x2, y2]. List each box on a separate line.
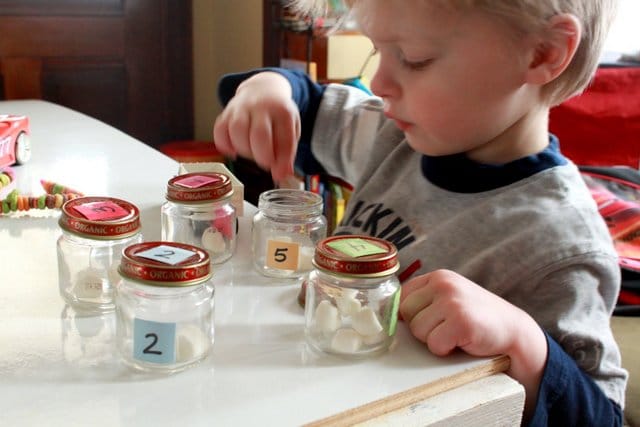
[136, 245, 196, 265]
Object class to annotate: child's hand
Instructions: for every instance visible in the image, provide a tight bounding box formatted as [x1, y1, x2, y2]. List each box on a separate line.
[400, 269, 528, 357]
[213, 72, 301, 182]
[400, 269, 547, 417]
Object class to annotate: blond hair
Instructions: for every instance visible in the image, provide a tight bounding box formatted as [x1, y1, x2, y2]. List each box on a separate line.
[287, 0, 618, 105]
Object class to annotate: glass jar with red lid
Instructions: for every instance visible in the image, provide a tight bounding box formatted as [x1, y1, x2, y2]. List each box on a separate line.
[115, 241, 214, 373]
[57, 196, 143, 313]
[161, 172, 236, 265]
[304, 235, 401, 357]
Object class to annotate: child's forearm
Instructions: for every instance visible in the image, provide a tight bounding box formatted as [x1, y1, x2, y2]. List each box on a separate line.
[506, 315, 623, 426]
[526, 332, 624, 426]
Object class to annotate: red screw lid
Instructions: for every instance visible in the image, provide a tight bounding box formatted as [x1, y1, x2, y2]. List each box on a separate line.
[166, 172, 232, 203]
[59, 196, 141, 240]
[313, 235, 399, 278]
[118, 241, 211, 287]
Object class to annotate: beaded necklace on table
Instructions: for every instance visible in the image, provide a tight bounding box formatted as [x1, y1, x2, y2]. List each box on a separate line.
[0, 167, 83, 214]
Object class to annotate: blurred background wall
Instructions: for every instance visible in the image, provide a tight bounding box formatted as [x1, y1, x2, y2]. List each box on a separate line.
[193, 0, 263, 141]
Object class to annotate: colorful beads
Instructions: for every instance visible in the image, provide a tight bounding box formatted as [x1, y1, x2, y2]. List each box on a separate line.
[0, 189, 80, 214]
[0, 172, 83, 215]
[0, 168, 15, 192]
[40, 179, 84, 196]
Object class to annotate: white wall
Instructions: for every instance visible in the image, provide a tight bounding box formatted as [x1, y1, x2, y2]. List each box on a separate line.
[604, 0, 640, 55]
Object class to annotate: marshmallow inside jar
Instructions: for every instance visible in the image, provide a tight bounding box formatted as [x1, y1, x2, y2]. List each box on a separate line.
[161, 172, 237, 266]
[303, 235, 401, 358]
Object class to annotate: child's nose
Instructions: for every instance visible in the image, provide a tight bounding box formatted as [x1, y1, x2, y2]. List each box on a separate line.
[369, 61, 399, 100]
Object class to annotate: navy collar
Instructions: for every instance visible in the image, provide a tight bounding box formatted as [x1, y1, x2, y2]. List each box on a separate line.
[421, 134, 568, 193]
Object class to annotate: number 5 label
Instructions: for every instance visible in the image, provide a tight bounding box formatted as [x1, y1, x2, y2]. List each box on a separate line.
[133, 318, 176, 364]
[265, 239, 299, 271]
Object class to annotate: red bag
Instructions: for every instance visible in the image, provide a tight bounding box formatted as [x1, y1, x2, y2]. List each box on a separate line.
[550, 67, 640, 168]
[581, 165, 640, 315]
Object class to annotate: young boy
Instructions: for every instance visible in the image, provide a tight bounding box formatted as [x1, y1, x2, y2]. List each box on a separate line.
[213, 0, 628, 425]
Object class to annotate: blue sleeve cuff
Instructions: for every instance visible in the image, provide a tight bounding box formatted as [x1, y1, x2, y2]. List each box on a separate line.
[217, 67, 327, 175]
[527, 332, 622, 427]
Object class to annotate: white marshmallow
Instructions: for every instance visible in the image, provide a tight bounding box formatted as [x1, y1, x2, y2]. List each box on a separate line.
[297, 245, 315, 271]
[73, 268, 105, 299]
[74, 313, 105, 337]
[336, 295, 361, 316]
[362, 330, 387, 346]
[202, 227, 226, 253]
[352, 307, 384, 336]
[330, 328, 362, 353]
[176, 324, 210, 362]
[314, 300, 341, 334]
[341, 289, 359, 300]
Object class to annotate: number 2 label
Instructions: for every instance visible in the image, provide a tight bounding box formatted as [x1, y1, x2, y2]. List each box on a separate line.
[133, 318, 176, 364]
[136, 245, 196, 265]
[265, 240, 299, 271]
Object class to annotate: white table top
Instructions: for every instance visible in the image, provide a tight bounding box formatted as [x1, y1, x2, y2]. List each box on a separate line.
[0, 100, 517, 426]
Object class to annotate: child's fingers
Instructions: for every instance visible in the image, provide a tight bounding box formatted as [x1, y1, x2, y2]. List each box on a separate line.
[399, 284, 434, 323]
[406, 300, 443, 344]
[249, 114, 275, 171]
[426, 319, 460, 356]
[213, 114, 237, 158]
[270, 114, 299, 181]
[227, 112, 253, 160]
[400, 272, 433, 303]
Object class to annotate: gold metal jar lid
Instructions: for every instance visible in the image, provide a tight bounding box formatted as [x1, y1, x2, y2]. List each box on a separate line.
[119, 241, 211, 287]
[312, 235, 399, 278]
[166, 172, 232, 203]
[59, 196, 141, 240]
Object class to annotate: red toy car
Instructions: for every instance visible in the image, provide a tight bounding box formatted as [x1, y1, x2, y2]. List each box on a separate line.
[0, 114, 31, 168]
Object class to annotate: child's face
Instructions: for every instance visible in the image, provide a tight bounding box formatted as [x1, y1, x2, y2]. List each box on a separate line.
[357, 0, 541, 162]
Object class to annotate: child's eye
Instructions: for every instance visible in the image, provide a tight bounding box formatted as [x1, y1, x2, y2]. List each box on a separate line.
[401, 58, 433, 71]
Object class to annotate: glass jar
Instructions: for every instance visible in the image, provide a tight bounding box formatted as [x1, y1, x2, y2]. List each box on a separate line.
[304, 235, 401, 358]
[115, 241, 214, 374]
[61, 304, 119, 374]
[252, 189, 327, 279]
[57, 196, 143, 313]
[161, 172, 236, 265]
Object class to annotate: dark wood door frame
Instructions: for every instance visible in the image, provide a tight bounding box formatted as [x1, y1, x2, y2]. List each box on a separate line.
[0, 0, 193, 147]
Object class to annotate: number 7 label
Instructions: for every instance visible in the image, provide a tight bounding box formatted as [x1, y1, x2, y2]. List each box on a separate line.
[265, 239, 299, 271]
[133, 318, 176, 364]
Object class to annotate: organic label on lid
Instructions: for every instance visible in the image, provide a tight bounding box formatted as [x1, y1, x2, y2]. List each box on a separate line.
[327, 238, 387, 258]
[175, 175, 221, 188]
[137, 245, 197, 265]
[74, 201, 129, 221]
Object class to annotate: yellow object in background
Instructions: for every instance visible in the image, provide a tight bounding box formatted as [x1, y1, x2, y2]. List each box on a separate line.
[327, 34, 379, 82]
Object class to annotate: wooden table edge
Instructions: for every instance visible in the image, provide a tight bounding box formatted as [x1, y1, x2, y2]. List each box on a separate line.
[305, 354, 511, 427]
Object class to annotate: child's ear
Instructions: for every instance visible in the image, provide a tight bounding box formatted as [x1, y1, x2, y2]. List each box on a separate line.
[525, 14, 581, 85]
